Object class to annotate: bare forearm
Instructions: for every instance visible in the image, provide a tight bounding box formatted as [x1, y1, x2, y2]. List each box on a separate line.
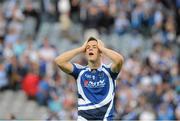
[101, 47, 124, 64]
[55, 40, 87, 73]
[55, 47, 83, 64]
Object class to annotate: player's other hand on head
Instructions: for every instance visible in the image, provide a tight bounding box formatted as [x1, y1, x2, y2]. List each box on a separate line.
[81, 40, 88, 53]
[97, 39, 105, 52]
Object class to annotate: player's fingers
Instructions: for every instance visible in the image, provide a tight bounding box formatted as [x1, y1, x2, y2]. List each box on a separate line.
[98, 39, 105, 47]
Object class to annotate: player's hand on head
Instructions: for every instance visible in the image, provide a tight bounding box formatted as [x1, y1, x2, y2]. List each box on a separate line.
[98, 39, 105, 52]
[81, 40, 88, 52]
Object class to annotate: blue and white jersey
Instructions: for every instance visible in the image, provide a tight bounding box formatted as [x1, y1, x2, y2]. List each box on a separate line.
[70, 63, 119, 120]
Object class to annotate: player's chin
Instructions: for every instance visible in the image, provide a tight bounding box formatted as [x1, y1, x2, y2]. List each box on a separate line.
[88, 57, 96, 62]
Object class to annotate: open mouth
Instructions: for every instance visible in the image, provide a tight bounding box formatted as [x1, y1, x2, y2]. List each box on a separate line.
[89, 52, 94, 56]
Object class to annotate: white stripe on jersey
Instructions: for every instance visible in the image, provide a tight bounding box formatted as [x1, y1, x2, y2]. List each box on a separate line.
[74, 63, 85, 69]
[77, 68, 91, 105]
[78, 67, 114, 110]
[77, 116, 88, 121]
[104, 93, 114, 120]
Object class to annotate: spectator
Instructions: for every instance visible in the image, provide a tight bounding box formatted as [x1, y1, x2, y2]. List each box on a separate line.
[39, 37, 56, 62]
[98, 2, 114, 34]
[0, 63, 8, 90]
[22, 62, 39, 98]
[39, 37, 56, 77]
[0, 10, 6, 39]
[139, 110, 156, 121]
[6, 56, 21, 90]
[157, 103, 175, 120]
[36, 75, 50, 106]
[0, 37, 3, 56]
[24, 37, 39, 63]
[41, 0, 58, 22]
[131, 5, 143, 31]
[83, 4, 100, 30]
[175, 105, 180, 120]
[13, 40, 25, 57]
[23, 1, 40, 34]
[114, 11, 130, 35]
[70, 0, 80, 23]
[5, 113, 16, 120]
[4, 27, 19, 44]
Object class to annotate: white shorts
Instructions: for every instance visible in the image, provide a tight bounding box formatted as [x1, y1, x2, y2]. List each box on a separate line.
[77, 116, 88, 121]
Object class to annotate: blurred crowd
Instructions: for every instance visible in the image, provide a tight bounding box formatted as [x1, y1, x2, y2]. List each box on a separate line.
[0, 0, 179, 120]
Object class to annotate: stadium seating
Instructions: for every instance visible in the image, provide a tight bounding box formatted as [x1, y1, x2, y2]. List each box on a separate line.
[0, 90, 48, 119]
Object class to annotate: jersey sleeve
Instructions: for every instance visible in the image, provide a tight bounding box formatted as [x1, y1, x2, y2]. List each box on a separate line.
[69, 63, 83, 79]
[104, 64, 119, 80]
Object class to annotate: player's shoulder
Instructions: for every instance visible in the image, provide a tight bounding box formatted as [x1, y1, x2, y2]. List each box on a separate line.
[102, 63, 112, 69]
[73, 63, 87, 70]
[101, 63, 114, 74]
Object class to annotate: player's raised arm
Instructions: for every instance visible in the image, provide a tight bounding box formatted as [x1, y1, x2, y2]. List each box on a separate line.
[98, 39, 124, 73]
[54, 41, 87, 74]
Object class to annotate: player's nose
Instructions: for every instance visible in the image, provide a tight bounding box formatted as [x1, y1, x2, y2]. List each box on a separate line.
[88, 48, 93, 51]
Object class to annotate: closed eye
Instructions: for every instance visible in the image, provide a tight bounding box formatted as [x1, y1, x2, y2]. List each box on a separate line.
[93, 45, 97, 49]
[86, 45, 97, 50]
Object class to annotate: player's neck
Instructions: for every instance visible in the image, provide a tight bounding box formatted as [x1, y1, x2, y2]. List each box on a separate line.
[88, 60, 101, 70]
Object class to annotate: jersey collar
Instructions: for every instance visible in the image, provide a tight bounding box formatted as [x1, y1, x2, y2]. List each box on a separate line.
[87, 64, 103, 71]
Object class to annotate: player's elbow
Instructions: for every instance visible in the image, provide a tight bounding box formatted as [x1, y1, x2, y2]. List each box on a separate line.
[116, 55, 124, 67]
[54, 57, 64, 67]
[116, 55, 124, 65]
[120, 55, 124, 64]
[54, 57, 59, 64]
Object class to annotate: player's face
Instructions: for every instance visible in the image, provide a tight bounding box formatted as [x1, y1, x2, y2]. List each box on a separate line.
[85, 40, 101, 62]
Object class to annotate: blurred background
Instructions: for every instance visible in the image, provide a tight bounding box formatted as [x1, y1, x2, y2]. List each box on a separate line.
[0, 0, 179, 120]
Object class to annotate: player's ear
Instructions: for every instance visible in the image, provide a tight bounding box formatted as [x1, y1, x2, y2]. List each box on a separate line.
[100, 52, 103, 56]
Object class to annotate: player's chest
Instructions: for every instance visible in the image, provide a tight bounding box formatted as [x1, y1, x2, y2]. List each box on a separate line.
[81, 70, 109, 88]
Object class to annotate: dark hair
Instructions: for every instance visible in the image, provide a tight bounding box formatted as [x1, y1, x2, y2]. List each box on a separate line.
[87, 37, 97, 42]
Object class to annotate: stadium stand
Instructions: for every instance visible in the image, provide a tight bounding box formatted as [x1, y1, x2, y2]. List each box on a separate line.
[0, 90, 48, 119]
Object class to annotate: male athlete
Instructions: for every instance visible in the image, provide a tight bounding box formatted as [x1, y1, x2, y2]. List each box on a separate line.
[55, 37, 124, 120]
